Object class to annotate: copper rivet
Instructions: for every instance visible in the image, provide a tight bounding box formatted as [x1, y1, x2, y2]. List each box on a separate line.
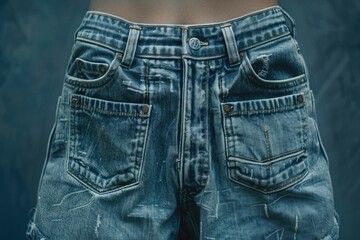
[297, 94, 304, 103]
[223, 104, 232, 113]
[239, 52, 245, 57]
[71, 95, 78, 104]
[142, 105, 149, 114]
[100, 66, 107, 73]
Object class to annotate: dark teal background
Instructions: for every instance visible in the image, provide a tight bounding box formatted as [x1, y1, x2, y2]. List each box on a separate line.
[1, 0, 359, 239]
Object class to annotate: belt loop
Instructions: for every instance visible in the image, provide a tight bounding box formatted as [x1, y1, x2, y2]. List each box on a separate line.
[220, 23, 241, 67]
[279, 7, 296, 39]
[120, 25, 142, 69]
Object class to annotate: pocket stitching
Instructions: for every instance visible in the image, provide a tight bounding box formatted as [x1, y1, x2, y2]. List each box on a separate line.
[242, 54, 307, 89]
[227, 149, 309, 194]
[66, 94, 151, 194]
[224, 94, 305, 116]
[228, 158, 309, 194]
[228, 147, 305, 163]
[222, 93, 309, 193]
[240, 34, 308, 89]
[64, 55, 120, 89]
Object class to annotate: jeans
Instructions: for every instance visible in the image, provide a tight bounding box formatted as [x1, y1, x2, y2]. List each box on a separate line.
[27, 6, 340, 239]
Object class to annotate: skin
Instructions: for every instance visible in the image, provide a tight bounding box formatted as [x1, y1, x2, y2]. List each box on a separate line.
[89, 0, 278, 24]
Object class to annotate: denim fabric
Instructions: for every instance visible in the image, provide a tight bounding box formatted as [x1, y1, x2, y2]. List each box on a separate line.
[26, 6, 340, 239]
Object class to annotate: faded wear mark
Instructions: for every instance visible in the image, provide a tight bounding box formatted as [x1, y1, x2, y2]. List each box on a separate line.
[29, 222, 36, 231]
[122, 79, 146, 94]
[263, 125, 272, 160]
[249, 194, 289, 218]
[127, 204, 172, 220]
[197, 190, 220, 218]
[78, 150, 87, 155]
[255, 54, 272, 78]
[127, 87, 145, 94]
[51, 189, 95, 212]
[169, 77, 174, 93]
[95, 214, 101, 238]
[294, 215, 299, 240]
[264, 204, 269, 218]
[122, 80, 132, 86]
[265, 228, 284, 240]
[51, 219, 63, 222]
[51, 189, 89, 207]
[69, 195, 95, 212]
[28, 222, 48, 239]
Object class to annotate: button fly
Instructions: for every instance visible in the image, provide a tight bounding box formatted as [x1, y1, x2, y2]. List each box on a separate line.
[189, 37, 201, 50]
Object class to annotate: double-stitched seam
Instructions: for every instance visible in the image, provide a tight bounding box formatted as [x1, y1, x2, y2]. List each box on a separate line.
[228, 148, 305, 163]
[75, 31, 291, 59]
[71, 103, 149, 118]
[121, 25, 142, 68]
[145, 60, 150, 104]
[226, 101, 305, 116]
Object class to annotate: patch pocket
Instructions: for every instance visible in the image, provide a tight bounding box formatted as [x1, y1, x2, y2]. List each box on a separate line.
[67, 94, 151, 194]
[221, 92, 309, 194]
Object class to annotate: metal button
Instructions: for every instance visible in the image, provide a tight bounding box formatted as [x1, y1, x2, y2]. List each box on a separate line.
[223, 104, 232, 113]
[189, 37, 201, 50]
[297, 94, 304, 104]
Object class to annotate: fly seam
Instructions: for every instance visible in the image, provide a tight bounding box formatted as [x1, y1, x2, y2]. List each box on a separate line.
[145, 60, 150, 104]
[227, 101, 305, 116]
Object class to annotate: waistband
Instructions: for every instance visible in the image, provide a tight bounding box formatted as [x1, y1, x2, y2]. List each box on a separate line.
[74, 5, 296, 68]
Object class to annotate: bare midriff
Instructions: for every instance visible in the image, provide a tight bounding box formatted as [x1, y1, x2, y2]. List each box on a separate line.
[88, 0, 278, 25]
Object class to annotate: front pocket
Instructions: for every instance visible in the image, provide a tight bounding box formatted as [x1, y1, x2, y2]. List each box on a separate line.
[64, 40, 121, 88]
[67, 94, 151, 194]
[64, 56, 120, 88]
[68, 57, 110, 80]
[221, 92, 309, 194]
[241, 34, 308, 89]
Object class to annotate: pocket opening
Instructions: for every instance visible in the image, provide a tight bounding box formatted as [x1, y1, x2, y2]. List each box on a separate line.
[241, 34, 308, 89]
[64, 55, 120, 88]
[227, 149, 308, 194]
[64, 40, 123, 89]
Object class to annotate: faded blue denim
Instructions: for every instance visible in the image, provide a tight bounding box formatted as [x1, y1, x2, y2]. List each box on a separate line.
[27, 5, 340, 239]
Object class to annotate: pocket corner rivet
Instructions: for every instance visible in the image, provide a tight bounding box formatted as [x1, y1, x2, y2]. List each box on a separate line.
[223, 104, 232, 113]
[116, 53, 123, 59]
[297, 94, 304, 104]
[71, 95, 78, 104]
[100, 66, 107, 74]
[141, 105, 149, 114]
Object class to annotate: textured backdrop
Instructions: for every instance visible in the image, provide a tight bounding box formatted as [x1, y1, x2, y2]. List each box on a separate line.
[0, 0, 359, 239]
